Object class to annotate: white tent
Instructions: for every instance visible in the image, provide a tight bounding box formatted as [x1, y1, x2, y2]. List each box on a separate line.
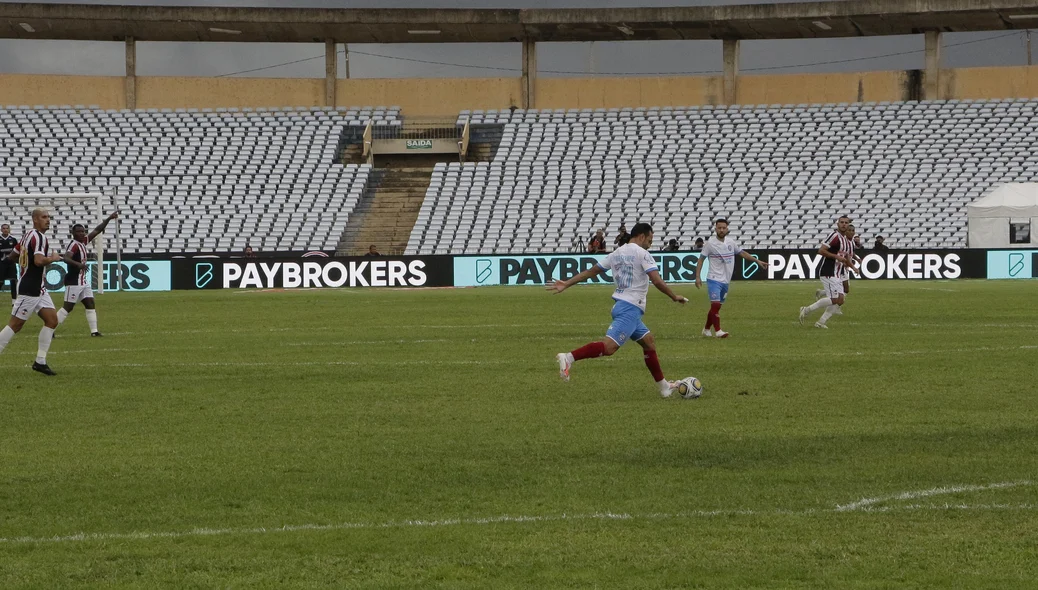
[967, 184, 1038, 248]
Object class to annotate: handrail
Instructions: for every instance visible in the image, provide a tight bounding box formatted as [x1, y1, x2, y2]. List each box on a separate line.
[362, 119, 373, 165]
[459, 119, 470, 163]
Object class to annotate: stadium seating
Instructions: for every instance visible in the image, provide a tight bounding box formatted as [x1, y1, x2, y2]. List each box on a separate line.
[0, 106, 400, 253]
[407, 99, 1038, 254]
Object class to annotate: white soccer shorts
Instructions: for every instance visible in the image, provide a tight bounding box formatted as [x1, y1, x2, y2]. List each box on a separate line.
[64, 284, 95, 304]
[821, 276, 845, 299]
[11, 292, 56, 320]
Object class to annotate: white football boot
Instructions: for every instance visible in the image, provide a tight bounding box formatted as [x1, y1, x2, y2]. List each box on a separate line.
[556, 352, 573, 382]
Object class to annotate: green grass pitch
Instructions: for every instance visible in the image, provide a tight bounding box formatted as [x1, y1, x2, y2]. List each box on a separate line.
[1, 280, 1036, 588]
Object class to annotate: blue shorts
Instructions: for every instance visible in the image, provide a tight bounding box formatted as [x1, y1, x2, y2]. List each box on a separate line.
[605, 300, 650, 347]
[707, 279, 729, 303]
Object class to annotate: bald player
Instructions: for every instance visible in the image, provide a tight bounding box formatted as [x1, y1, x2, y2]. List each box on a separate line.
[0, 208, 63, 375]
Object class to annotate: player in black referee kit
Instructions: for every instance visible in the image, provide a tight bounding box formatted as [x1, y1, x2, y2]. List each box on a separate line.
[0, 224, 18, 301]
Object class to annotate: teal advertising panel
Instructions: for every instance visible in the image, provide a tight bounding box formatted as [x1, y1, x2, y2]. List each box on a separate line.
[986, 250, 1038, 279]
[44, 260, 172, 292]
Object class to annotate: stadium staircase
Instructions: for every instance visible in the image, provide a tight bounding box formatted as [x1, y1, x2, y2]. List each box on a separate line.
[334, 166, 433, 256]
[466, 124, 506, 162]
[334, 123, 504, 256]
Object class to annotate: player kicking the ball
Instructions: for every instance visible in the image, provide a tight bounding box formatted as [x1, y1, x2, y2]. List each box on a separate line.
[57, 212, 118, 336]
[694, 218, 769, 338]
[0, 208, 64, 375]
[547, 223, 688, 398]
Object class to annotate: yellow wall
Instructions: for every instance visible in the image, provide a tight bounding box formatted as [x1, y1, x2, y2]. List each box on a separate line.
[0, 74, 125, 109]
[738, 71, 908, 105]
[537, 76, 723, 109]
[337, 78, 520, 117]
[137, 77, 325, 109]
[941, 65, 1038, 100]
[7, 66, 1038, 114]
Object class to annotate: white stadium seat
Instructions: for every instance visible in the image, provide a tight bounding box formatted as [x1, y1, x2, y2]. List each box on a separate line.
[425, 99, 1038, 254]
[0, 106, 399, 254]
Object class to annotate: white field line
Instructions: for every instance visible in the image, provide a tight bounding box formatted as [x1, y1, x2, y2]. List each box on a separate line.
[92, 319, 1038, 338]
[42, 344, 1037, 370]
[282, 339, 449, 346]
[48, 346, 220, 355]
[0, 480, 1033, 545]
[835, 481, 1032, 512]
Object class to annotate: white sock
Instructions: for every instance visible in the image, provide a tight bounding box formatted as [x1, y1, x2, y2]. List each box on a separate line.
[833, 305, 844, 316]
[56, 308, 69, 325]
[85, 309, 98, 333]
[0, 325, 15, 354]
[807, 297, 832, 312]
[36, 326, 54, 364]
[657, 379, 672, 395]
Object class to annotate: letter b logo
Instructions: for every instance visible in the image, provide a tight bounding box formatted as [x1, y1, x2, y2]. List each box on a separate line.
[195, 263, 214, 288]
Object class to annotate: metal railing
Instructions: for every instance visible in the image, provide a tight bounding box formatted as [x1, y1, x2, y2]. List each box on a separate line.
[371, 118, 461, 140]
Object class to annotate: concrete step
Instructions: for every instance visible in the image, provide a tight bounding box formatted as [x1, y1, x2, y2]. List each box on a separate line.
[334, 164, 435, 255]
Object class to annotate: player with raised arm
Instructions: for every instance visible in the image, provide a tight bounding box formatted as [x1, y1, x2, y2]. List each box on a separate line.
[547, 223, 688, 398]
[799, 216, 855, 328]
[0, 208, 64, 375]
[694, 218, 769, 338]
[57, 212, 118, 336]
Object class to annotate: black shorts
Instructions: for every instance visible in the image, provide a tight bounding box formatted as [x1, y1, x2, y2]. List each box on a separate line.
[0, 261, 16, 280]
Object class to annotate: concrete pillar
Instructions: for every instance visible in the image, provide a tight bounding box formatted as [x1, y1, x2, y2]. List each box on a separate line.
[924, 30, 942, 101]
[723, 39, 740, 105]
[344, 43, 351, 79]
[325, 39, 337, 108]
[125, 36, 136, 110]
[521, 38, 537, 109]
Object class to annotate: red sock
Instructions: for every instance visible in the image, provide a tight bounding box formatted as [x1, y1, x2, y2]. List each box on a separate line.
[704, 312, 714, 330]
[710, 302, 723, 331]
[643, 350, 664, 382]
[571, 341, 606, 361]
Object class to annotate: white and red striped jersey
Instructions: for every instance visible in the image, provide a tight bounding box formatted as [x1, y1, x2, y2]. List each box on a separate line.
[819, 231, 853, 278]
[839, 237, 856, 281]
[16, 229, 49, 296]
[64, 240, 89, 286]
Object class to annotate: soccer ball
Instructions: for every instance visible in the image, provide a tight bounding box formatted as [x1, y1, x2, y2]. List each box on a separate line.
[676, 377, 703, 399]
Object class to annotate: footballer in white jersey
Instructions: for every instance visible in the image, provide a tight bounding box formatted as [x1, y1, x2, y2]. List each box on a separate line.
[694, 218, 768, 338]
[547, 223, 689, 398]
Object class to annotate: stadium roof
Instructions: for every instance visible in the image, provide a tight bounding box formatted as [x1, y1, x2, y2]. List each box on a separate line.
[2, 0, 1038, 44]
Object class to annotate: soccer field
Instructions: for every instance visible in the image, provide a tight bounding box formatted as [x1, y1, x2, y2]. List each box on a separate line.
[1, 280, 1036, 588]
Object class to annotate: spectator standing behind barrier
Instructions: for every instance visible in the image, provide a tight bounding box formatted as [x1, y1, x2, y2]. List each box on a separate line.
[364, 245, 382, 257]
[244, 246, 257, 259]
[693, 237, 705, 252]
[614, 223, 630, 248]
[873, 236, 889, 252]
[587, 229, 607, 254]
[662, 239, 680, 252]
[0, 224, 17, 300]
